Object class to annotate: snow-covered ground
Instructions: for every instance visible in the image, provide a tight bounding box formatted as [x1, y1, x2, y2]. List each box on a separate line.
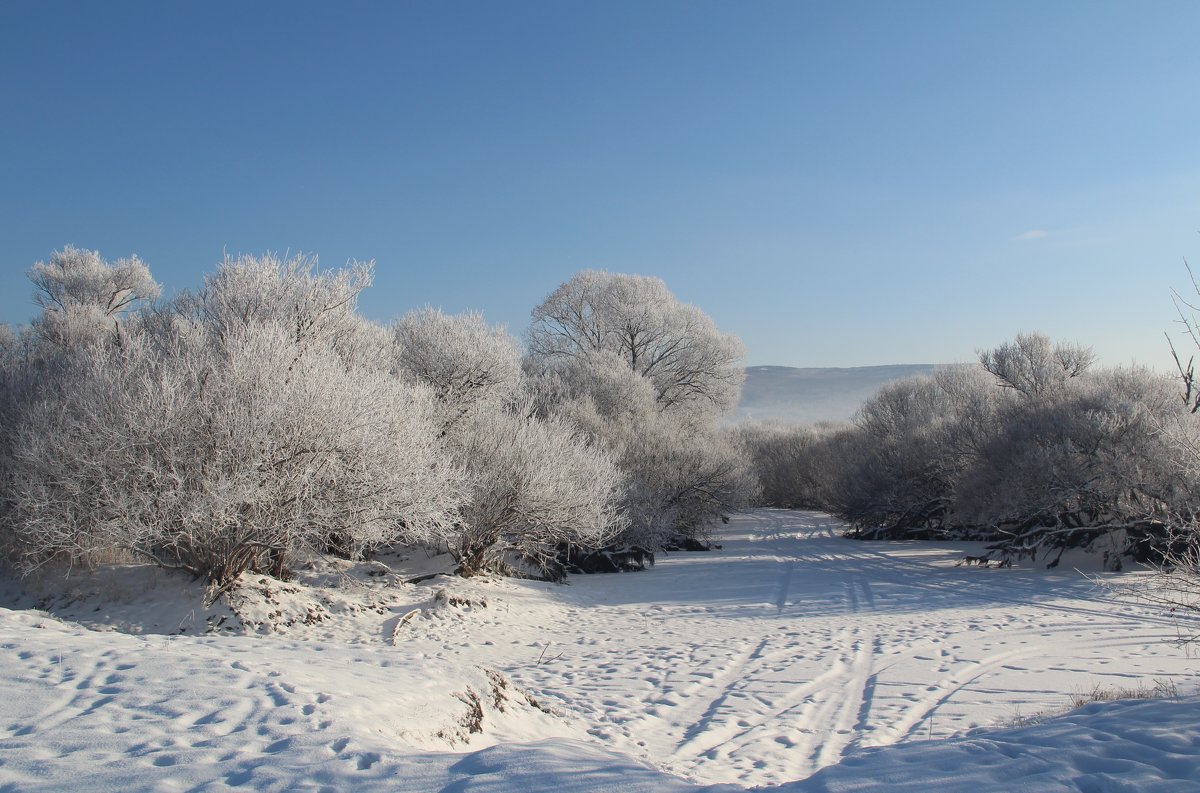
[1, 510, 1197, 791]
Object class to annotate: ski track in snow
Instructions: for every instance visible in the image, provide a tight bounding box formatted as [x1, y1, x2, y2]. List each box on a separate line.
[0, 509, 1197, 791]
[493, 510, 1198, 785]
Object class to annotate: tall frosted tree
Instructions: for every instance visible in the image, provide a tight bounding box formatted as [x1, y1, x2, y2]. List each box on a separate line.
[527, 270, 746, 417]
[527, 271, 755, 548]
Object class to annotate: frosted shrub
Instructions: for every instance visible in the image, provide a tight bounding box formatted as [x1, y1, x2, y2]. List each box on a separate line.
[832, 374, 964, 536]
[184, 252, 371, 346]
[1, 252, 460, 595]
[450, 406, 627, 580]
[550, 377, 757, 549]
[526, 273, 754, 548]
[770, 333, 1190, 568]
[539, 349, 661, 424]
[979, 331, 1094, 398]
[955, 367, 1187, 565]
[617, 417, 758, 548]
[390, 307, 624, 578]
[733, 421, 851, 510]
[5, 318, 458, 591]
[392, 307, 522, 430]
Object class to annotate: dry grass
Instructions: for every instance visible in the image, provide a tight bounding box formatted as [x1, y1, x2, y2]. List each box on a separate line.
[1003, 678, 1181, 729]
[1065, 678, 1179, 709]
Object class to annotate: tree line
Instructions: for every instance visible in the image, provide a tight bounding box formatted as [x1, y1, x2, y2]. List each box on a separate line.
[736, 332, 1200, 570]
[6, 246, 1198, 601]
[0, 248, 756, 599]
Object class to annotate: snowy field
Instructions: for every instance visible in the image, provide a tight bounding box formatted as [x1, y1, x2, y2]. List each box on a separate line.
[1, 509, 1197, 791]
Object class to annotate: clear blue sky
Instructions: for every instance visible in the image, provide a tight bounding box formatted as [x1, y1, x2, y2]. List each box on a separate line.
[2, 1, 1198, 368]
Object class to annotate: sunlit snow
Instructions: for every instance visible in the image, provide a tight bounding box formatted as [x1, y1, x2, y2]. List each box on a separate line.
[1, 510, 1196, 791]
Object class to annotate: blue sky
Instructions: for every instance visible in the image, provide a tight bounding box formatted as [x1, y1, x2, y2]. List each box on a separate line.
[2, 1, 1198, 367]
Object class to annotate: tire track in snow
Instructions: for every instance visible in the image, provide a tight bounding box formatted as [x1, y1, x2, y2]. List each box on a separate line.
[607, 635, 764, 755]
[519, 510, 1196, 786]
[669, 636, 774, 758]
[669, 626, 856, 768]
[814, 628, 876, 769]
[859, 577, 876, 610]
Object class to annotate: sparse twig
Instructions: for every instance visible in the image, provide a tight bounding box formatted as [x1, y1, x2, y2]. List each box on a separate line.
[535, 642, 564, 665]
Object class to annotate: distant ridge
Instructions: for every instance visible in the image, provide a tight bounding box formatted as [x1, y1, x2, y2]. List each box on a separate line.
[733, 364, 937, 425]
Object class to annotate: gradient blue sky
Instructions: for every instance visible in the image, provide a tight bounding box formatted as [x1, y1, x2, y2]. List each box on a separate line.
[2, 1, 1198, 367]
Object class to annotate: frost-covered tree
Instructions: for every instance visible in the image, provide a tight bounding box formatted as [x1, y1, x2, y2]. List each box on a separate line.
[390, 307, 626, 579]
[755, 341, 1185, 568]
[8, 322, 457, 582]
[538, 352, 756, 548]
[957, 335, 1179, 563]
[956, 366, 1186, 566]
[29, 246, 159, 318]
[525, 272, 753, 548]
[734, 421, 852, 510]
[617, 417, 757, 547]
[527, 270, 746, 416]
[530, 350, 661, 426]
[831, 374, 964, 535]
[180, 252, 372, 353]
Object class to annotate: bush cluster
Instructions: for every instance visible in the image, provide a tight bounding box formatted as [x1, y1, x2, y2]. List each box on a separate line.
[738, 333, 1198, 568]
[0, 250, 754, 591]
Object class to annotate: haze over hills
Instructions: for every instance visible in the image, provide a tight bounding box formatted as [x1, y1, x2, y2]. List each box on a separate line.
[734, 364, 938, 425]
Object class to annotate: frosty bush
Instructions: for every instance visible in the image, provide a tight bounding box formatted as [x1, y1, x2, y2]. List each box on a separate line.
[182, 252, 370, 346]
[449, 407, 627, 580]
[391, 308, 626, 578]
[734, 421, 851, 510]
[979, 332, 1095, 399]
[822, 374, 966, 536]
[954, 366, 1186, 565]
[616, 416, 757, 548]
[393, 307, 522, 431]
[744, 334, 1193, 567]
[1, 253, 459, 594]
[27, 246, 160, 349]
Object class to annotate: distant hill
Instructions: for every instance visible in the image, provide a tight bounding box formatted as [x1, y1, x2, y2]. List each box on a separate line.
[733, 364, 937, 425]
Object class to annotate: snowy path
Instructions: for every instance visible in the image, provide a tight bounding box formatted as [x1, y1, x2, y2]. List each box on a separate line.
[441, 510, 1195, 785]
[0, 509, 1197, 791]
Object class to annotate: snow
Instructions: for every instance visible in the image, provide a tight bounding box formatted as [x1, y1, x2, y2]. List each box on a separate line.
[0, 509, 1197, 791]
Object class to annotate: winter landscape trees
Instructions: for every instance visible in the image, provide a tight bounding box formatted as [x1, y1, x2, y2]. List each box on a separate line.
[527, 270, 745, 416]
[5, 245, 1200, 602]
[1, 253, 462, 599]
[2, 246, 1198, 793]
[739, 331, 1200, 572]
[0, 251, 755, 592]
